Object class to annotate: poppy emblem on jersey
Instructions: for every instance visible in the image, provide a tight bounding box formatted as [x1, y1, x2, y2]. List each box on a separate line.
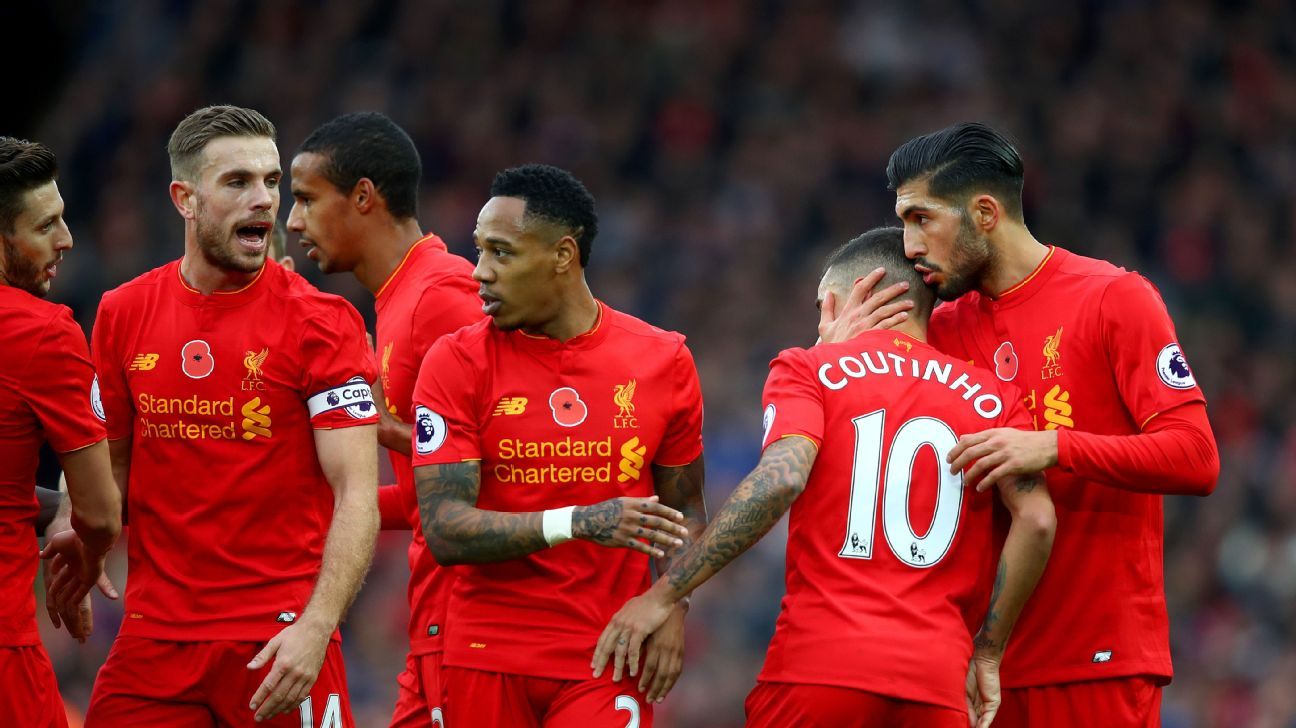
[414, 406, 448, 454]
[613, 380, 639, 429]
[1156, 343, 1196, 390]
[549, 387, 588, 427]
[181, 340, 215, 379]
[993, 341, 1019, 381]
[90, 376, 105, 422]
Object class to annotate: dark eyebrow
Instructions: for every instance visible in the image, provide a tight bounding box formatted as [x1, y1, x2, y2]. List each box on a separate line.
[483, 236, 514, 247]
[898, 204, 927, 218]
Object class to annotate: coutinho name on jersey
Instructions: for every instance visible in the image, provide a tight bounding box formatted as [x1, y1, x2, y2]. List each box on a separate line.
[818, 349, 1005, 419]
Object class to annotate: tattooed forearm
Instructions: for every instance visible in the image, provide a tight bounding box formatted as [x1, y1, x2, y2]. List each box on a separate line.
[414, 462, 547, 565]
[1013, 473, 1044, 493]
[573, 500, 620, 542]
[659, 438, 815, 599]
[973, 559, 1008, 652]
[653, 456, 709, 578]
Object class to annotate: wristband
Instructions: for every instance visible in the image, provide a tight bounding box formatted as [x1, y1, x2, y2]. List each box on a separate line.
[542, 506, 575, 546]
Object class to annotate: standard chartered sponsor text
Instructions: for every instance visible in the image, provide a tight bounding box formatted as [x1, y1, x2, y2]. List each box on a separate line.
[136, 393, 264, 440]
[495, 436, 617, 484]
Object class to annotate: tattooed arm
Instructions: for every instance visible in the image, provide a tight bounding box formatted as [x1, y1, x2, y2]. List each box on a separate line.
[965, 472, 1055, 728]
[592, 437, 816, 679]
[414, 462, 691, 566]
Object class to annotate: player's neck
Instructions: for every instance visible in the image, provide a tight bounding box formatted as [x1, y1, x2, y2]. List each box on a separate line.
[179, 249, 260, 294]
[981, 227, 1050, 299]
[354, 219, 427, 295]
[893, 319, 928, 344]
[523, 279, 600, 342]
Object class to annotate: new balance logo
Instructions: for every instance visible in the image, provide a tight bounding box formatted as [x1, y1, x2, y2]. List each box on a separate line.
[493, 397, 528, 416]
[130, 353, 159, 371]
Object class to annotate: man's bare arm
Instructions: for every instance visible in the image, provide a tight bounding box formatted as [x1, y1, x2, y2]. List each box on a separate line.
[248, 424, 380, 720]
[35, 486, 63, 534]
[651, 456, 708, 586]
[415, 462, 690, 566]
[974, 473, 1055, 655]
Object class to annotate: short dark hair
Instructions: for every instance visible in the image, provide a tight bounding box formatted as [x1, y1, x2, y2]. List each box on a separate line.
[168, 105, 276, 181]
[0, 137, 58, 234]
[886, 122, 1025, 221]
[297, 112, 421, 220]
[489, 164, 598, 268]
[823, 227, 935, 322]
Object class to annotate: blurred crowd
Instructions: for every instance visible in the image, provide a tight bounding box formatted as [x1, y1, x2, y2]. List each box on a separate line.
[16, 0, 1296, 725]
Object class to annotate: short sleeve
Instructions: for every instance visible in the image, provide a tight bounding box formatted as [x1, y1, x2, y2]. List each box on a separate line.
[91, 294, 135, 441]
[1099, 274, 1206, 427]
[28, 309, 105, 453]
[654, 342, 704, 467]
[995, 382, 1034, 432]
[299, 299, 380, 429]
[409, 275, 484, 359]
[410, 337, 482, 466]
[761, 348, 825, 449]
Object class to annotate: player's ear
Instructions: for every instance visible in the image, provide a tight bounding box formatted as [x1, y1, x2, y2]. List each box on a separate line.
[553, 235, 579, 274]
[169, 180, 197, 221]
[352, 178, 376, 214]
[971, 194, 1000, 232]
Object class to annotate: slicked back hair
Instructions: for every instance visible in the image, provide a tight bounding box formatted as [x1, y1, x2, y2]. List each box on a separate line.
[0, 137, 58, 234]
[823, 227, 935, 322]
[298, 112, 421, 220]
[168, 105, 276, 182]
[886, 122, 1026, 222]
[489, 164, 598, 268]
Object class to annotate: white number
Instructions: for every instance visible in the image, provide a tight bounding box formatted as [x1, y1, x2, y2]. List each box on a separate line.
[615, 695, 640, 728]
[431, 706, 445, 727]
[298, 693, 343, 728]
[839, 410, 963, 568]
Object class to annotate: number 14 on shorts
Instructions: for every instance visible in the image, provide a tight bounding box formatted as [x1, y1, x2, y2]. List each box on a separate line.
[298, 693, 343, 728]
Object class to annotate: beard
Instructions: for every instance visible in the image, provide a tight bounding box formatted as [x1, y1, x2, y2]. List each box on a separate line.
[2, 238, 51, 297]
[195, 199, 267, 274]
[928, 213, 994, 302]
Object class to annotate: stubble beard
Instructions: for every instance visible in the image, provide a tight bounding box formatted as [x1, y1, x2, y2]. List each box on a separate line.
[195, 198, 265, 274]
[1, 238, 50, 297]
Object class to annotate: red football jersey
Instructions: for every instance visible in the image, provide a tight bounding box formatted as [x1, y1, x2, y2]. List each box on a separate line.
[374, 234, 482, 655]
[410, 303, 704, 679]
[928, 246, 1206, 687]
[0, 286, 105, 645]
[756, 330, 1030, 712]
[91, 259, 378, 641]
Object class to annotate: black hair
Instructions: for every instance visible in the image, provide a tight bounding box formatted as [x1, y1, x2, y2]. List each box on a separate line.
[823, 226, 935, 321]
[489, 164, 598, 268]
[886, 122, 1025, 221]
[0, 137, 58, 234]
[298, 112, 421, 220]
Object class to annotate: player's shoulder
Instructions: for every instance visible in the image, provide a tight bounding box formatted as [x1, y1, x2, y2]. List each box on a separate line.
[1052, 246, 1140, 291]
[603, 305, 687, 349]
[437, 316, 496, 355]
[100, 260, 174, 309]
[271, 262, 361, 318]
[0, 285, 69, 324]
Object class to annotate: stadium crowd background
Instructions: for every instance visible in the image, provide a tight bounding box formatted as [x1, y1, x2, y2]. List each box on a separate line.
[10, 1, 1294, 726]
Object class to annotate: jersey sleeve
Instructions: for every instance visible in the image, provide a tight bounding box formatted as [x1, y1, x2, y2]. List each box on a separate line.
[761, 348, 825, 449]
[995, 381, 1033, 431]
[409, 275, 483, 359]
[90, 293, 134, 441]
[25, 309, 105, 453]
[654, 342, 705, 467]
[298, 298, 380, 429]
[410, 337, 482, 466]
[1099, 273, 1206, 427]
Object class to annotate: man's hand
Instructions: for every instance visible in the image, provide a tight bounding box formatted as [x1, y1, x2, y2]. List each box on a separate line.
[948, 428, 1058, 492]
[965, 653, 1002, 728]
[40, 530, 116, 641]
[247, 619, 331, 721]
[573, 496, 689, 559]
[591, 586, 677, 683]
[817, 268, 914, 345]
[637, 603, 687, 703]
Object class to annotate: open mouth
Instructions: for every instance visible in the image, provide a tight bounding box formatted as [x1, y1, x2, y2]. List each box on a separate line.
[45, 256, 62, 280]
[235, 221, 272, 251]
[479, 291, 502, 316]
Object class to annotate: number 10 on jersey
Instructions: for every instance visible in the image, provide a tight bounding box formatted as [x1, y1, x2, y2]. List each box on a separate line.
[839, 410, 964, 568]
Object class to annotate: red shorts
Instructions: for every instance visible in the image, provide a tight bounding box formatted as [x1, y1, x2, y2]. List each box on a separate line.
[0, 644, 69, 728]
[995, 677, 1161, 728]
[443, 666, 652, 728]
[85, 636, 354, 728]
[745, 681, 965, 728]
[388, 651, 445, 728]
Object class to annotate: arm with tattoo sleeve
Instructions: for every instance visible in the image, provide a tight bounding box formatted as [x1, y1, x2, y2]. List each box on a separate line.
[592, 437, 816, 679]
[415, 462, 691, 566]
